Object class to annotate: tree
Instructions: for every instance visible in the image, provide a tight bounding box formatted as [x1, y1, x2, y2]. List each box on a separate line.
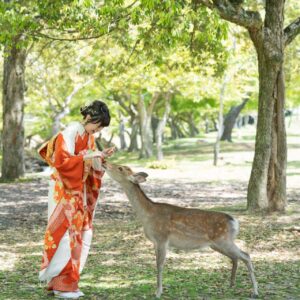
[221, 97, 249, 142]
[1, 41, 27, 179]
[214, 36, 237, 166]
[0, 0, 133, 180]
[155, 92, 172, 161]
[213, 69, 230, 166]
[26, 41, 98, 138]
[195, 0, 300, 212]
[115, 1, 228, 158]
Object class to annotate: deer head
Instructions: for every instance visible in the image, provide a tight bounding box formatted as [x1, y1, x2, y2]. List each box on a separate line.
[102, 161, 148, 185]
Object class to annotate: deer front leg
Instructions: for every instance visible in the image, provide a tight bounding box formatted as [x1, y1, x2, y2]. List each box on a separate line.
[154, 242, 167, 298]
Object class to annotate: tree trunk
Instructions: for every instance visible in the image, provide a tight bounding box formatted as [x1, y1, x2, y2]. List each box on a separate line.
[247, 0, 286, 212]
[0, 130, 2, 154]
[111, 94, 139, 153]
[52, 110, 68, 135]
[1, 44, 27, 180]
[211, 117, 218, 132]
[156, 96, 171, 161]
[188, 113, 199, 137]
[118, 111, 127, 150]
[127, 117, 139, 152]
[247, 56, 276, 211]
[151, 116, 159, 143]
[204, 115, 210, 133]
[221, 98, 249, 142]
[138, 95, 153, 158]
[169, 116, 178, 139]
[267, 68, 287, 212]
[175, 119, 186, 138]
[214, 71, 230, 166]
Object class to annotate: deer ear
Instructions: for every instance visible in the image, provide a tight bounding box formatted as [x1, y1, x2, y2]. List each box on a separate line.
[129, 172, 148, 184]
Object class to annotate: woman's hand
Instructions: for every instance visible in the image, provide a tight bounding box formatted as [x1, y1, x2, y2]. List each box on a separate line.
[83, 147, 115, 161]
[83, 151, 104, 160]
[102, 146, 116, 158]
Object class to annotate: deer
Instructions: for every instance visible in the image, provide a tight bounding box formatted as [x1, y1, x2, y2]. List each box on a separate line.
[102, 161, 258, 298]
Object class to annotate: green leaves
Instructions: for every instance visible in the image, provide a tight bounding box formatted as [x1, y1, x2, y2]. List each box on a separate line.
[0, 0, 131, 49]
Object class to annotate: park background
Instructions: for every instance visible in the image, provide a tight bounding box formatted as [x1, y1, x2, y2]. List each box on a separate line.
[0, 1, 299, 299]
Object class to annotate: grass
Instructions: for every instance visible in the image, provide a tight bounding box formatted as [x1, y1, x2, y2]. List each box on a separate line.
[0, 177, 36, 184]
[0, 121, 300, 300]
[1, 210, 299, 300]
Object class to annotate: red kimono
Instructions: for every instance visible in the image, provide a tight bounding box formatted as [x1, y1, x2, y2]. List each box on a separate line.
[38, 122, 104, 291]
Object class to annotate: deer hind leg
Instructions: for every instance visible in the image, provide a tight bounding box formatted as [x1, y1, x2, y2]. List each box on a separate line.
[154, 242, 167, 298]
[211, 244, 238, 287]
[211, 242, 258, 298]
[230, 258, 238, 287]
[238, 249, 258, 298]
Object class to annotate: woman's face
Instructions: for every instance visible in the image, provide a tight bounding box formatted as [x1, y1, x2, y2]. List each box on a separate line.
[84, 115, 104, 135]
[84, 122, 103, 135]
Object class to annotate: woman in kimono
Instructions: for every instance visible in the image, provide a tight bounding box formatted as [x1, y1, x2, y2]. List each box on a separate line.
[38, 100, 114, 299]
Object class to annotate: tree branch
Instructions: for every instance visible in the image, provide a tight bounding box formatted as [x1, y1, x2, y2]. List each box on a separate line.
[64, 78, 94, 107]
[147, 92, 160, 115]
[30, 12, 131, 42]
[284, 16, 300, 47]
[30, 30, 114, 42]
[112, 94, 133, 116]
[27, 40, 56, 67]
[195, 0, 262, 29]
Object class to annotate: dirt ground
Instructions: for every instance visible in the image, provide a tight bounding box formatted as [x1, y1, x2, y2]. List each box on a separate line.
[1, 157, 299, 225]
[0, 165, 257, 230]
[0, 165, 299, 268]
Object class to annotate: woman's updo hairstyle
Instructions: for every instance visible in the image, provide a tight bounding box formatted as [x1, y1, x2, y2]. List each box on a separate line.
[80, 100, 111, 127]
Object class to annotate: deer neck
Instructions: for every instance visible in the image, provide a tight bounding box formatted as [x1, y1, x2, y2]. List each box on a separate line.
[122, 182, 154, 218]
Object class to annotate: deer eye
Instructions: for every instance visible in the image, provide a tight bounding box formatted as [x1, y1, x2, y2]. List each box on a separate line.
[118, 167, 123, 171]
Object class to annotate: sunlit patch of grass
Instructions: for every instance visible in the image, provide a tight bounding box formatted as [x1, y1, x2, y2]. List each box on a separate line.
[0, 177, 36, 184]
[146, 160, 172, 169]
